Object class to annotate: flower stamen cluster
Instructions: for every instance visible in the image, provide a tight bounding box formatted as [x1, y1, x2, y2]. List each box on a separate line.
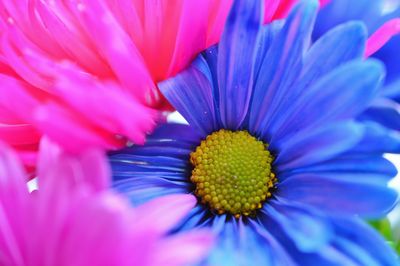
[190, 129, 276, 218]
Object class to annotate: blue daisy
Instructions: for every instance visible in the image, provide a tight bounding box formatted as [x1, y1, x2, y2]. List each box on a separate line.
[110, 0, 399, 264]
[314, 0, 400, 131]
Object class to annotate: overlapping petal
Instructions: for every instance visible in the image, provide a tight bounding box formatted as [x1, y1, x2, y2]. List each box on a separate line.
[110, 0, 399, 264]
[0, 140, 213, 266]
[0, 0, 233, 169]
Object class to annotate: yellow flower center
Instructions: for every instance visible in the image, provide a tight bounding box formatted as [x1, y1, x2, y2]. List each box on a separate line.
[190, 129, 276, 218]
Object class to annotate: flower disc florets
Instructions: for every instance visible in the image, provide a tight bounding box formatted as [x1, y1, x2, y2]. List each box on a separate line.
[190, 129, 276, 218]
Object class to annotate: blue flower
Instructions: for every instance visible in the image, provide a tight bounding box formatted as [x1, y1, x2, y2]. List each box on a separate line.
[313, 0, 400, 130]
[110, 0, 399, 264]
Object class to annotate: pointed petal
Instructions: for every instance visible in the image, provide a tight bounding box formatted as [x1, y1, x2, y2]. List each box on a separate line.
[267, 21, 367, 137]
[366, 18, 400, 57]
[261, 200, 332, 252]
[249, 0, 317, 135]
[274, 122, 363, 171]
[217, 0, 262, 129]
[277, 173, 397, 218]
[159, 62, 218, 137]
[272, 60, 384, 142]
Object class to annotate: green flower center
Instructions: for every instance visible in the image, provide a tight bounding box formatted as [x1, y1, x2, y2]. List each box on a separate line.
[190, 129, 276, 218]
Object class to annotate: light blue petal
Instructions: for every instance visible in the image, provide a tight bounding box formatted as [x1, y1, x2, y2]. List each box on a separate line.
[205, 219, 276, 266]
[260, 200, 333, 252]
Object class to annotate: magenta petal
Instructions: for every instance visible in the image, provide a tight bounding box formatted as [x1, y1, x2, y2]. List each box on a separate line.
[366, 18, 400, 57]
[153, 229, 214, 266]
[134, 193, 196, 235]
[166, 1, 210, 77]
[37, 138, 110, 192]
[0, 143, 29, 265]
[69, 0, 154, 103]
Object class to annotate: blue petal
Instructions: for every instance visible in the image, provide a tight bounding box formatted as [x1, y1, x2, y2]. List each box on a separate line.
[145, 123, 202, 145]
[248, 219, 297, 266]
[273, 121, 363, 171]
[249, 0, 318, 136]
[304, 21, 366, 74]
[358, 99, 400, 131]
[313, 0, 383, 40]
[266, 21, 367, 137]
[253, 21, 284, 83]
[205, 218, 277, 266]
[109, 124, 195, 205]
[217, 0, 262, 130]
[313, 0, 400, 88]
[111, 155, 187, 175]
[329, 217, 399, 266]
[373, 35, 400, 85]
[369, 8, 400, 86]
[260, 200, 332, 252]
[258, 204, 398, 265]
[205, 218, 242, 266]
[283, 154, 397, 185]
[276, 174, 398, 218]
[196, 46, 220, 107]
[172, 205, 213, 232]
[158, 63, 218, 137]
[270, 59, 384, 142]
[113, 178, 189, 206]
[382, 79, 400, 100]
[350, 121, 400, 153]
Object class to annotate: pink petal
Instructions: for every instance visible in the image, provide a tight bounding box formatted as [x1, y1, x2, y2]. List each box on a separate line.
[106, 0, 144, 49]
[264, 0, 282, 23]
[271, 0, 298, 20]
[133, 194, 196, 235]
[0, 123, 40, 146]
[34, 103, 120, 152]
[365, 18, 400, 57]
[68, 0, 155, 104]
[152, 230, 214, 266]
[206, 0, 233, 46]
[37, 137, 110, 192]
[141, 0, 183, 80]
[166, 1, 211, 78]
[58, 192, 135, 266]
[34, 0, 111, 76]
[319, 0, 331, 8]
[49, 62, 156, 145]
[0, 142, 29, 265]
[0, 74, 40, 123]
[2, 27, 53, 89]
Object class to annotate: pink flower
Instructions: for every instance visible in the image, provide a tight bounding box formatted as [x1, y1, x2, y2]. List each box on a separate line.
[0, 0, 233, 156]
[0, 0, 313, 170]
[0, 140, 213, 265]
